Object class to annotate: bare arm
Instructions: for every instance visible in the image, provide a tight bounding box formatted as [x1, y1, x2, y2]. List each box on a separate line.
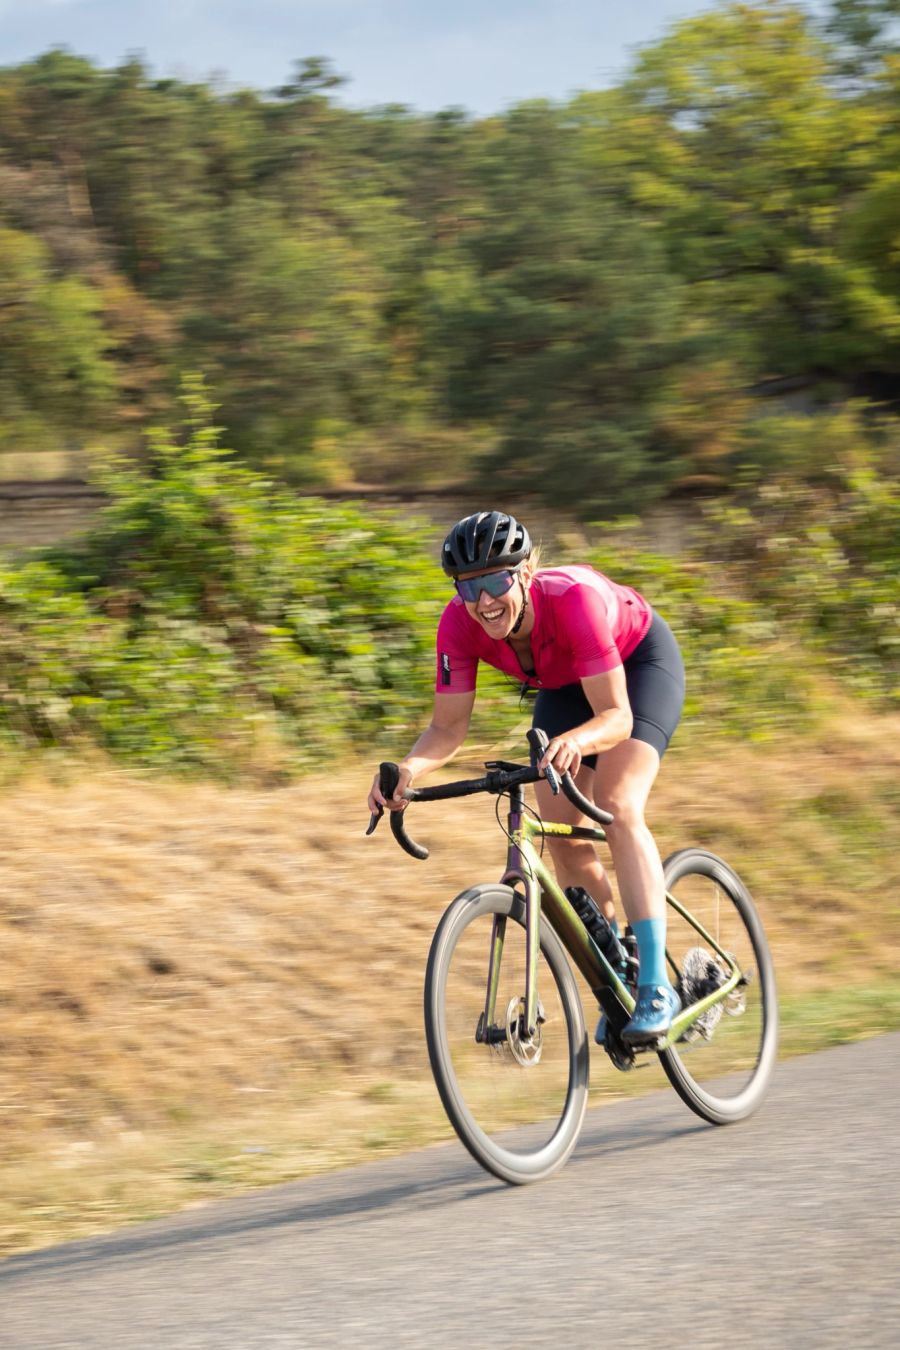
[368, 690, 476, 812]
[539, 668, 633, 777]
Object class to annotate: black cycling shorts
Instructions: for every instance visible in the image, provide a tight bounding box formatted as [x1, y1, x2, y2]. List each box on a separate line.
[531, 610, 685, 764]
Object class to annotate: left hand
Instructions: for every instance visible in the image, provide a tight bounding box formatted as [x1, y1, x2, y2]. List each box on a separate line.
[540, 735, 583, 779]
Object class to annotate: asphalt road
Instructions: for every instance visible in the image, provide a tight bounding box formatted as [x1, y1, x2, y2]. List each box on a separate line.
[3, 1033, 899, 1349]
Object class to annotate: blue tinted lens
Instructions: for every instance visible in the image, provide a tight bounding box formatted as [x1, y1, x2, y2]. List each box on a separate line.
[455, 569, 517, 602]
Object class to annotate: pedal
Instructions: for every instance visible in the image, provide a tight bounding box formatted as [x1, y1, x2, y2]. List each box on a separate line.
[627, 1041, 661, 1063]
[603, 1027, 649, 1073]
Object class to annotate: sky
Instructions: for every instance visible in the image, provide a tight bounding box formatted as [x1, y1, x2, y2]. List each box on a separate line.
[0, 0, 732, 115]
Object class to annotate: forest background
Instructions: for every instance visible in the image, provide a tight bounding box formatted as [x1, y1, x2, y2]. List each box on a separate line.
[0, 0, 898, 1253]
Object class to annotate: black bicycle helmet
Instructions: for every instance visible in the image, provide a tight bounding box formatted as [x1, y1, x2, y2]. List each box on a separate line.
[441, 511, 532, 578]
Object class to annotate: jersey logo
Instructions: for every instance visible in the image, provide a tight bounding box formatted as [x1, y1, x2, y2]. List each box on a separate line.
[441, 653, 451, 686]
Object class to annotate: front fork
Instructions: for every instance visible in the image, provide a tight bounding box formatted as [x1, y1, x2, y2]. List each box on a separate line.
[477, 900, 541, 1047]
[478, 798, 542, 1041]
[479, 874, 542, 1040]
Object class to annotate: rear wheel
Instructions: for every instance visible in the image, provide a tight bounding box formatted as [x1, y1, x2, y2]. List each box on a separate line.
[659, 849, 778, 1124]
[424, 884, 589, 1184]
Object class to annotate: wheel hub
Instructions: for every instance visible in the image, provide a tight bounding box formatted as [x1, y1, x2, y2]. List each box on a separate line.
[505, 996, 545, 1066]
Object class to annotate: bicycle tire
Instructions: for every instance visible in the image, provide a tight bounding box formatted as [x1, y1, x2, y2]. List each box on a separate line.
[424, 884, 589, 1184]
[658, 848, 778, 1124]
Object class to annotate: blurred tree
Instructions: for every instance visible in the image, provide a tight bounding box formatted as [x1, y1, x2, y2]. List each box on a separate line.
[825, 0, 900, 73]
[179, 201, 392, 477]
[87, 59, 232, 296]
[423, 101, 692, 510]
[582, 2, 899, 383]
[0, 225, 117, 452]
[2, 48, 100, 228]
[0, 17, 899, 502]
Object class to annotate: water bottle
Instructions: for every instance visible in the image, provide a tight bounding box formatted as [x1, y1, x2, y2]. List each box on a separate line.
[564, 886, 628, 971]
[621, 925, 639, 994]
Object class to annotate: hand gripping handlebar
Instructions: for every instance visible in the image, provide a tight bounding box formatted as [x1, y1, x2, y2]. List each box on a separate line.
[365, 728, 614, 861]
[368, 760, 430, 861]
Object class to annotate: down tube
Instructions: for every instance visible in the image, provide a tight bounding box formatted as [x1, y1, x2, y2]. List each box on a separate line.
[518, 856, 628, 1008]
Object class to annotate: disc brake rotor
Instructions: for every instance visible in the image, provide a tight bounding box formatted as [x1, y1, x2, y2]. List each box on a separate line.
[505, 996, 544, 1066]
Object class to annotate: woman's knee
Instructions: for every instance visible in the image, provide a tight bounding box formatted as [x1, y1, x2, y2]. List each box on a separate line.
[603, 798, 646, 843]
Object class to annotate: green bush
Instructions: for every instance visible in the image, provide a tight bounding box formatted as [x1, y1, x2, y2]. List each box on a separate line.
[1, 381, 444, 773]
[579, 535, 821, 741]
[705, 409, 899, 704]
[0, 383, 896, 775]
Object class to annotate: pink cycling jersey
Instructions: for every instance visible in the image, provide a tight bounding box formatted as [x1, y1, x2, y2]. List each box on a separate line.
[435, 565, 652, 694]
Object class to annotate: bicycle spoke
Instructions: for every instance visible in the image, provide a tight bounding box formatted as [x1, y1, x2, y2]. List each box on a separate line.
[659, 849, 777, 1123]
[425, 885, 589, 1183]
[443, 911, 572, 1145]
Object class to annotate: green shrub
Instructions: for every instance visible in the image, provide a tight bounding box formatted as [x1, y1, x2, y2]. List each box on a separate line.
[1, 380, 444, 772]
[705, 410, 899, 703]
[578, 535, 821, 740]
[0, 382, 895, 774]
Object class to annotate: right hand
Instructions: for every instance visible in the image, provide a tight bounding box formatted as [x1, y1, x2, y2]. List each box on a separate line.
[368, 763, 413, 815]
[539, 733, 583, 780]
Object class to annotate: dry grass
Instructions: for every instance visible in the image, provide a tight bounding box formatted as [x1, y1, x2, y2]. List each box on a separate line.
[1, 715, 898, 1255]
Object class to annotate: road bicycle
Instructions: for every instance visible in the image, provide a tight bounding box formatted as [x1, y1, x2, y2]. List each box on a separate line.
[368, 729, 778, 1185]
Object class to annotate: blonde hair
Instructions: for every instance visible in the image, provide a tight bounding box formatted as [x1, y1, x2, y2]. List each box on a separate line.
[522, 544, 543, 583]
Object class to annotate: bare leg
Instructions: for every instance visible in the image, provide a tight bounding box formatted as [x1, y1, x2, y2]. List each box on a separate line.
[535, 739, 667, 929]
[534, 767, 617, 923]
[591, 739, 665, 925]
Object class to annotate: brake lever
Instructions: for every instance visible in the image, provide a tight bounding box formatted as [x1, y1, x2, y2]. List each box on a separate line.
[366, 760, 402, 835]
[365, 803, 383, 836]
[526, 726, 561, 794]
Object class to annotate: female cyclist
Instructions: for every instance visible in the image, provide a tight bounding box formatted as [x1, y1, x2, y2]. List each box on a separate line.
[368, 510, 686, 1046]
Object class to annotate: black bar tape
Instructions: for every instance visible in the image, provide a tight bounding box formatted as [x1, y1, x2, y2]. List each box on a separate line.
[561, 772, 614, 826]
[375, 762, 430, 858]
[389, 805, 429, 860]
[409, 777, 490, 802]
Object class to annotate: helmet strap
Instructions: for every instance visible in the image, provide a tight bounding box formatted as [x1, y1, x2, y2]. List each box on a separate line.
[510, 583, 529, 636]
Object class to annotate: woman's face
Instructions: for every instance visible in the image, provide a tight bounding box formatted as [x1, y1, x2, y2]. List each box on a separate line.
[456, 564, 529, 640]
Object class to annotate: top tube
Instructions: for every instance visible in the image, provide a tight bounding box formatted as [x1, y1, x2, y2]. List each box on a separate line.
[526, 818, 608, 844]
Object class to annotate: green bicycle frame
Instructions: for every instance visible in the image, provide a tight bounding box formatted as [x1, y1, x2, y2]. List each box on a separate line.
[482, 782, 745, 1050]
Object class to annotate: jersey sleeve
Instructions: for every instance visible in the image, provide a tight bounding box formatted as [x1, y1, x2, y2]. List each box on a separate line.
[435, 601, 479, 694]
[560, 582, 622, 677]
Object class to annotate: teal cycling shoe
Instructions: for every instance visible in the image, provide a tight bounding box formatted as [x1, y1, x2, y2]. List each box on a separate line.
[621, 983, 681, 1048]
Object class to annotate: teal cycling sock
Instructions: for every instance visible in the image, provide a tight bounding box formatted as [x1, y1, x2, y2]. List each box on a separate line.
[632, 917, 669, 988]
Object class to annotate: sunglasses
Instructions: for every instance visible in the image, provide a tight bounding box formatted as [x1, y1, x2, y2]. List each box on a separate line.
[454, 567, 521, 603]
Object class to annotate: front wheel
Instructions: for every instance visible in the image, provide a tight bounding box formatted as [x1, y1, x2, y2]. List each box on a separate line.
[424, 884, 589, 1184]
[659, 848, 778, 1124]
